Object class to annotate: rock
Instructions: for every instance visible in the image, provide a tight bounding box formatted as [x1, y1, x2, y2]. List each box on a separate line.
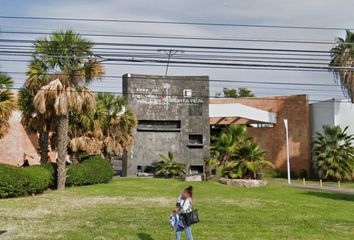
[137, 172, 153, 177]
[218, 178, 231, 185]
[185, 174, 203, 182]
[218, 178, 268, 187]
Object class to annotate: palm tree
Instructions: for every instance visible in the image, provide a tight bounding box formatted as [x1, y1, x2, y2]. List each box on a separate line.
[238, 142, 274, 178]
[211, 124, 273, 179]
[330, 30, 354, 102]
[313, 125, 354, 181]
[32, 30, 104, 189]
[155, 151, 186, 178]
[68, 93, 137, 161]
[210, 124, 248, 164]
[0, 73, 16, 138]
[18, 60, 52, 164]
[96, 93, 137, 158]
[203, 155, 219, 181]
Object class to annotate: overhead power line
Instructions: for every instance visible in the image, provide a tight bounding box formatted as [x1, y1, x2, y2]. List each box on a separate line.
[0, 51, 331, 65]
[0, 30, 341, 45]
[0, 15, 353, 31]
[0, 59, 342, 72]
[1, 49, 330, 62]
[0, 40, 332, 58]
[0, 38, 333, 53]
[0, 57, 343, 71]
[5, 71, 341, 87]
[0, 43, 332, 58]
[3, 85, 349, 103]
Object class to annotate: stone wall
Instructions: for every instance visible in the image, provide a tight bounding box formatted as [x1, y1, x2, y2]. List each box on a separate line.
[122, 74, 210, 177]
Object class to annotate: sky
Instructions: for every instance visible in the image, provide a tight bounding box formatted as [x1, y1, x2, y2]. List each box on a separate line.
[1, 0, 354, 101]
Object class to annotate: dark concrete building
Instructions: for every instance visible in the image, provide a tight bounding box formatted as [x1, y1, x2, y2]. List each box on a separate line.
[122, 74, 210, 177]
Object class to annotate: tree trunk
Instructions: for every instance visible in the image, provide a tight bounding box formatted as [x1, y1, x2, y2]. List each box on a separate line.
[39, 132, 49, 164]
[71, 152, 79, 164]
[57, 114, 69, 190]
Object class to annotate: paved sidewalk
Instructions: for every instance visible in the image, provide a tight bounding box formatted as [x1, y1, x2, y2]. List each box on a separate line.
[282, 183, 354, 195]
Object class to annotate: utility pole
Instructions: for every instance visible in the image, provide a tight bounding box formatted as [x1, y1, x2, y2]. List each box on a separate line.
[158, 49, 184, 76]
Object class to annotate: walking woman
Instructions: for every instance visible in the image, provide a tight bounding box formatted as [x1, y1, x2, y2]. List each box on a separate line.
[176, 186, 194, 240]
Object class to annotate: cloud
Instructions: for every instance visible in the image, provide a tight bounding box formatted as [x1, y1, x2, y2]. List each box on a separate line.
[2, 0, 352, 99]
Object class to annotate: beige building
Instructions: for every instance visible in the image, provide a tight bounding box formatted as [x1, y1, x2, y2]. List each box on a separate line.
[210, 95, 311, 176]
[0, 111, 40, 166]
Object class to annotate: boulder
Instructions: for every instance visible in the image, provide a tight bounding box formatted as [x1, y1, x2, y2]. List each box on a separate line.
[219, 178, 268, 187]
[185, 174, 203, 182]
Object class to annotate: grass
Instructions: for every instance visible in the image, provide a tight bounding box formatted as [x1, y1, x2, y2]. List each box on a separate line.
[269, 178, 354, 189]
[0, 178, 353, 240]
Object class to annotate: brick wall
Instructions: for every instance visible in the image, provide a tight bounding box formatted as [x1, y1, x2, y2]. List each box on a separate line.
[210, 95, 311, 176]
[0, 111, 40, 166]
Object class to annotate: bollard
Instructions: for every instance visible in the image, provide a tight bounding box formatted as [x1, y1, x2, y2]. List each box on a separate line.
[338, 180, 341, 189]
[302, 178, 306, 185]
[320, 179, 323, 188]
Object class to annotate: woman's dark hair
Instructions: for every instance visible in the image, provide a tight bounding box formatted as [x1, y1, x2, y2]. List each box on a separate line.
[185, 186, 193, 197]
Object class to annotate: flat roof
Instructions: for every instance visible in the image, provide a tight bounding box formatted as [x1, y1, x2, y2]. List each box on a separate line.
[209, 103, 277, 124]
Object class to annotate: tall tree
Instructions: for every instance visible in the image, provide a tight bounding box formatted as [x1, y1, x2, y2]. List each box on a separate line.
[96, 94, 137, 158]
[69, 93, 137, 161]
[0, 73, 16, 138]
[32, 30, 104, 189]
[222, 87, 255, 98]
[18, 87, 51, 164]
[312, 125, 354, 181]
[18, 60, 53, 164]
[330, 30, 354, 102]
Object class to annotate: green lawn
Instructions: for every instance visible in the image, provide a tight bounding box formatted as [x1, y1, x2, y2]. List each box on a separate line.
[0, 179, 353, 240]
[270, 178, 354, 189]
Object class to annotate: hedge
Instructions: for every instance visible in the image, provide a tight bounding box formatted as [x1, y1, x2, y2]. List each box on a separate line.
[0, 156, 114, 199]
[66, 156, 114, 186]
[0, 164, 51, 198]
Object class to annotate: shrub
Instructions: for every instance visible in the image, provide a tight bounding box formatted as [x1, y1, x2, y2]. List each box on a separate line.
[0, 164, 27, 198]
[0, 156, 114, 198]
[155, 152, 186, 178]
[66, 156, 114, 186]
[313, 125, 354, 180]
[42, 163, 57, 188]
[0, 164, 52, 198]
[23, 166, 52, 194]
[211, 125, 274, 179]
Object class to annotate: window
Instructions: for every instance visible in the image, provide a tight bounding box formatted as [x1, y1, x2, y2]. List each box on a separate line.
[137, 120, 181, 132]
[189, 165, 204, 174]
[188, 134, 203, 148]
[189, 134, 203, 144]
[137, 165, 155, 176]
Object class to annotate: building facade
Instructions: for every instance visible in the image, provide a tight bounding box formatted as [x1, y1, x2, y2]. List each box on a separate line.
[310, 99, 354, 139]
[210, 95, 312, 176]
[0, 111, 40, 166]
[1, 89, 313, 178]
[122, 74, 210, 177]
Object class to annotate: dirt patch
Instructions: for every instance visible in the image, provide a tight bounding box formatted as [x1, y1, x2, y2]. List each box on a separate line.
[208, 197, 286, 208]
[0, 195, 175, 239]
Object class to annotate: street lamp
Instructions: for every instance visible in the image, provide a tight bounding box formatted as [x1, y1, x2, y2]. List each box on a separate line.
[283, 119, 291, 184]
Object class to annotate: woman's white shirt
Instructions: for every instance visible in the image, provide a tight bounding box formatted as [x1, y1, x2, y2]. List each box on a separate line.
[177, 197, 192, 213]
